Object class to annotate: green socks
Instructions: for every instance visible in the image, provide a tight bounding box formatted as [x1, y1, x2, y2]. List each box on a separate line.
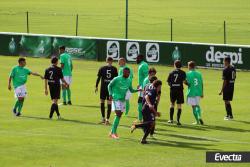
[67, 88, 71, 101]
[14, 100, 24, 113]
[111, 116, 120, 134]
[14, 100, 20, 110]
[62, 89, 67, 102]
[196, 106, 202, 119]
[18, 101, 24, 113]
[125, 100, 130, 116]
[138, 103, 143, 121]
[192, 107, 199, 123]
[62, 88, 71, 102]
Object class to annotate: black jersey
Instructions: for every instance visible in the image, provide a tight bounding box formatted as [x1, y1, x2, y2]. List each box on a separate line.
[44, 65, 63, 85]
[223, 66, 236, 89]
[96, 65, 118, 89]
[143, 85, 158, 106]
[167, 69, 186, 90]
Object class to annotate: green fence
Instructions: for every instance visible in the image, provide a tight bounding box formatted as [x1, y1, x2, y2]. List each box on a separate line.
[0, 32, 250, 70]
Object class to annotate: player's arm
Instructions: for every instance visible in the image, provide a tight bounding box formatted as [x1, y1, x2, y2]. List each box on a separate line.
[71, 59, 73, 71]
[44, 79, 48, 95]
[145, 94, 160, 117]
[61, 78, 69, 88]
[219, 70, 227, 95]
[108, 78, 116, 100]
[129, 82, 139, 93]
[30, 72, 44, 79]
[167, 73, 171, 86]
[8, 76, 12, 90]
[95, 68, 102, 93]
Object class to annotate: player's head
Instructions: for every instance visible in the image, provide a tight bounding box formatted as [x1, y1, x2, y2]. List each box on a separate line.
[106, 57, 113, 65]
[18, 57, 26, 67]
[153, 79, 162, 92]
[123, 67, 130, 78]
[51, 56, 58, 65]
[188, 61, 195, 70]
[59, 46, 66, 54]
[149, 76, 158, 83]
[148, 67, 157, 76]
[136, 54, 144, 64]
[174, 60, 182, 69]
[224, 57, 231, 66]
[118, 58, 126, 67]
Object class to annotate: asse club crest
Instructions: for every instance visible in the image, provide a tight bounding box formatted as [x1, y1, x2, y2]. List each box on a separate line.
[146, 43, 159, 63]
[126, 42, 139, 61]
[107, 41, 120, 60]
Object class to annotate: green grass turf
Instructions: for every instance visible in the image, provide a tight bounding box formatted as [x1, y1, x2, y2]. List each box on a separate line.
[0, 0, 249, 45]
[0, 56, 250, 167]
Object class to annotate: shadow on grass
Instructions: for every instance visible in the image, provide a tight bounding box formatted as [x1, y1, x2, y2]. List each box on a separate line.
[157, 122, 250, 132]
[156, 133, 218, 142]
[233, 120, 250, 125]
[122, 137, 220, 151]
[22, 115, 99, 126]
[70, 104, 99, 108]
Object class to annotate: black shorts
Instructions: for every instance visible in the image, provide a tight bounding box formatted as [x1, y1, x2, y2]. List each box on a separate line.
[223, 88, 234, 101]
[100, 87, 109, 100]
[170, 90, 184, 104]
[49, 84, 61, 100]
[142, 105, 155, 122]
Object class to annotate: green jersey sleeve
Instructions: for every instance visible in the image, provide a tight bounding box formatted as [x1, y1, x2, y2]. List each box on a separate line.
[108, 77, 116, 96]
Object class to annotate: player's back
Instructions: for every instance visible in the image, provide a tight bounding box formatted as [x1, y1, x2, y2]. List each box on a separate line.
[186, 70, 203, 97]
[45, 65, 63, 85]
[168, 69, 186, 91]
[99, 65, 118, 87]
[138, 61, 149, 85]
[223, 66, 236, 89]
[60, 53, 72, 76]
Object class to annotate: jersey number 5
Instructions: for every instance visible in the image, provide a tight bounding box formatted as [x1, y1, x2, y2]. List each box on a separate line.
[106, 69, 111, 78]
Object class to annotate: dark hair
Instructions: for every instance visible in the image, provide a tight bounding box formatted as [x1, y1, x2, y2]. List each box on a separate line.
[149, 76, 157, 83]
[224, 57, 231, 63]
[119, 57, 126, 62]
[174, 60, 182, 68]
[153, 80, 162, 88]
[18, 57, 26, 64]
[59, 46, 66, 50]
[188, 61, 195, 69]
[137, 54, 144, 59]
[106, 57, 113, 62]
[149, 67, 157, 74]
[51, 56, 58, 64]
[123, 67, 130, 72]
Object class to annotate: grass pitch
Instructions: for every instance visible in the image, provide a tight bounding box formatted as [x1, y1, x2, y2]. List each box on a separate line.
[0, 56, 250, 167]
[0, 0, 249, 44]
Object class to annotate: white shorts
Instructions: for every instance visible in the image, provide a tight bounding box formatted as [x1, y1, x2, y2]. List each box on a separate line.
[125, 90, 132, 100]
[138, 86, 143, 97]
[112, 100, 126, 112]
[187, 96, 200, 106]
[14, 85, 27, 98]
[61, 76, 72, 85]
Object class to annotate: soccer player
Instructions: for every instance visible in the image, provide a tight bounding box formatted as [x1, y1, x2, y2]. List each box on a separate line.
[167, 60, 186, 125]
[142, 67, 157, 89]
[108, 67, 139, 139]
[59, 46, 73, 105]
[219, 57, 236, 120]
[136, 54, 149, 122]
[186, 61, 204, 125]
[44, 57, 69, 119]
[8, 57, 44, 116]
[95, 57, 118, 124]
[131, 80, 162, 144]
[118, 58, 134, 116]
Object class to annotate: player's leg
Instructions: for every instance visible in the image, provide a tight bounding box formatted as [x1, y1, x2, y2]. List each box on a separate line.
[168, 90, 175, 123]
[224, 100, 233, 120]
[106, 99, 112, 125]
[62, 84, 67, 105]
[53, 99, 61, 119]
[137, 97, 143, 122]
[141, 122, 154, 144]
[176, 91, 184, 125]
[195, 105, 204, 125]
[125, 90, 132, 116]
[65, 76, 72, 105]
[177, 104, 182, 125]
[110, 101, 125, 138]
[100, 99, 105, 124]
[16, 97, 24, 116]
